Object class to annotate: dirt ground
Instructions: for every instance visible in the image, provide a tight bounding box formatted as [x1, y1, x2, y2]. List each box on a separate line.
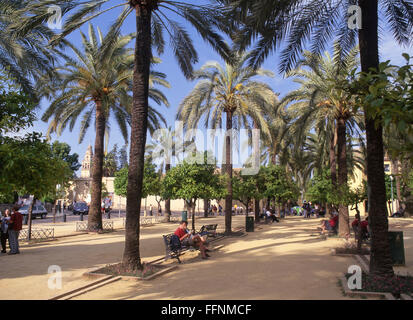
[1, 215, 412, 300]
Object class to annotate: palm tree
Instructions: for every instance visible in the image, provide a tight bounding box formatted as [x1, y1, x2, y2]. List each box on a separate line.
[280, 47, 363, 236]
[219, 0, 413, 277]
[16, 0, 231, 270]
[0, 0, 64, 97]
[177, 50, 276, 234]
[41, 25, 169, 232]
[145, 126, 192, 222]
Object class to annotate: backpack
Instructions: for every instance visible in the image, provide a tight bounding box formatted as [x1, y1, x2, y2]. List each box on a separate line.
[170, 234, 182, 251]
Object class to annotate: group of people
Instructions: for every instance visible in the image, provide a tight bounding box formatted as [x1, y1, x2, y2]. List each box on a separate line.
[231, 205, 244, 215]
[318, 210, 370, 239]
[259, 208, 280, 223]
[0, 205, 23, 255]
[301, 201, 326, 218]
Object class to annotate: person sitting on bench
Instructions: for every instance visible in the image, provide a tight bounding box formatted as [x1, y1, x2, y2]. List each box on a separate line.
[266, 209, 279, 223]
[352, 214, 369, 240]
[174, 221, 210, 259]
[319, 212, 338, 234]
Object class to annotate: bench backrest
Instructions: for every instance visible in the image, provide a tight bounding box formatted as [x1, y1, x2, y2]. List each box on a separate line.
[163, 234, 182, 251]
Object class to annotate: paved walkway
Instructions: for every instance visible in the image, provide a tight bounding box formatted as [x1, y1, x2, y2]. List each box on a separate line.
[1, 215, 412, 300]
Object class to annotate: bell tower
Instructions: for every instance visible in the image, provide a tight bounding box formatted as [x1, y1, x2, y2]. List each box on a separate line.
[81, 145, 93, 178]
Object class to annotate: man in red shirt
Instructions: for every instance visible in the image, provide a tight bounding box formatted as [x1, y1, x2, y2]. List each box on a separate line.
[319, 212, 338, 235]
[174, 221, 210, 259]
[8, 205, 23, 254]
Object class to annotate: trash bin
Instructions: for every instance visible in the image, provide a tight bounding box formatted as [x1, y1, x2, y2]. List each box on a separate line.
[388, 231, 405, 266]
[182, 210, 187, 222]
[246, 216, 254, 232]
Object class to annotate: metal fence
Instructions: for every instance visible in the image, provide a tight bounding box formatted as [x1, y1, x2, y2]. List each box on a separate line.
[75, 220, 114, 232]
[122, 216, 180, 227]
[19, 228, 54, 240]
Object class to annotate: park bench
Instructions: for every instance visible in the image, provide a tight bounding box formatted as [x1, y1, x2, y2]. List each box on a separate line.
[197, 224, 218, 238]
[162, 224, 219, 263]
[162, 233, 191, 263]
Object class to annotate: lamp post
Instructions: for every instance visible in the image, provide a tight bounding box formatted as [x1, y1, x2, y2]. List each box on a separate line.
[390, 175, 394, 215]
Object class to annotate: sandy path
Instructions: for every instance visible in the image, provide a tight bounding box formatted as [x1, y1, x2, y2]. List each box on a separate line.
[1, 215, 412, 300]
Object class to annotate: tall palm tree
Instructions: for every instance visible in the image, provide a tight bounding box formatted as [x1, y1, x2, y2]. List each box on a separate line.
[280, 47, 363, 236]
[41, 25, 169, 231]
[177, 50, 276, 234]
[15, 0, 231, 270]
[219, 0, 413, 277]
[145, 126, 192, 221]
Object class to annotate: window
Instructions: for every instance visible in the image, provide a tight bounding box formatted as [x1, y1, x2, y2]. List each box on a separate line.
[384, 164, 390, 172]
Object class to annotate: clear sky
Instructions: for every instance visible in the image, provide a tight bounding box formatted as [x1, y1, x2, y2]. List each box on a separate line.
[28, 1, 413, 171]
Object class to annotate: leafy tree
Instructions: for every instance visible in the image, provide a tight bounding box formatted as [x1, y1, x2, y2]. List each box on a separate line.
[306, 170, 334, 208]
[103, 144, 119, 177]
[232, 173, 258, 210]
[0, 71, 36, 135]
[261, 165, 299, 215]
[118, 145, 128, 169]
[162, 153, 226, 230]
[0, 133, 71, 239]
[114, 167, 128, 198]
[50, 141, 81, 173]
[114, 161, 162, 208]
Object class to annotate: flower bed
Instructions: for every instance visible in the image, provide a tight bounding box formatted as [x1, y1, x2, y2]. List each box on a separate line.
[345, 272, 413, 296]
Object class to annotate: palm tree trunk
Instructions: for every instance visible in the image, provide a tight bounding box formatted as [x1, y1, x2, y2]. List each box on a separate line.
[88, 100, 105, 232]
[337, 117, 350, 237]
[224, 110, 233, 234]
[164, 163, 171, 222]
[122, 4, 152, 270]
[254, 198, 260, 222]
[192, 200, 196, 231]
[330, 124, 337, 186]
[359, 0, 393, 276]
[204, 199, 209, 218]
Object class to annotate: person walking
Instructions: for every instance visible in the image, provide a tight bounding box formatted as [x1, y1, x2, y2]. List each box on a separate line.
[8, 205, 23, 255]
[149, 204, 153, 216]
[1, 209, 11, 253]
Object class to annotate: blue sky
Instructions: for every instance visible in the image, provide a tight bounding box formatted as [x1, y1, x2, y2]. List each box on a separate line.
[28, 1, 413, 171]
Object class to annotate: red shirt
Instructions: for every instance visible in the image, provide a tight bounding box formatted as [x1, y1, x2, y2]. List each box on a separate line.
[10, 211, 23, 231]
[360, 220, 368, 231]
[329, 215, 338, 228]
[174, 227, 187, 240]
[351, 219, 359, 227]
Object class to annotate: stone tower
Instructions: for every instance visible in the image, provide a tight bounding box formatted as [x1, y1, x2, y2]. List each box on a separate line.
[80, 145, 93, 178]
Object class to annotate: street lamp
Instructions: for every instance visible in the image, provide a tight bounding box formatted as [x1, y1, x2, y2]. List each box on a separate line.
[390, 175, 394, 215]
